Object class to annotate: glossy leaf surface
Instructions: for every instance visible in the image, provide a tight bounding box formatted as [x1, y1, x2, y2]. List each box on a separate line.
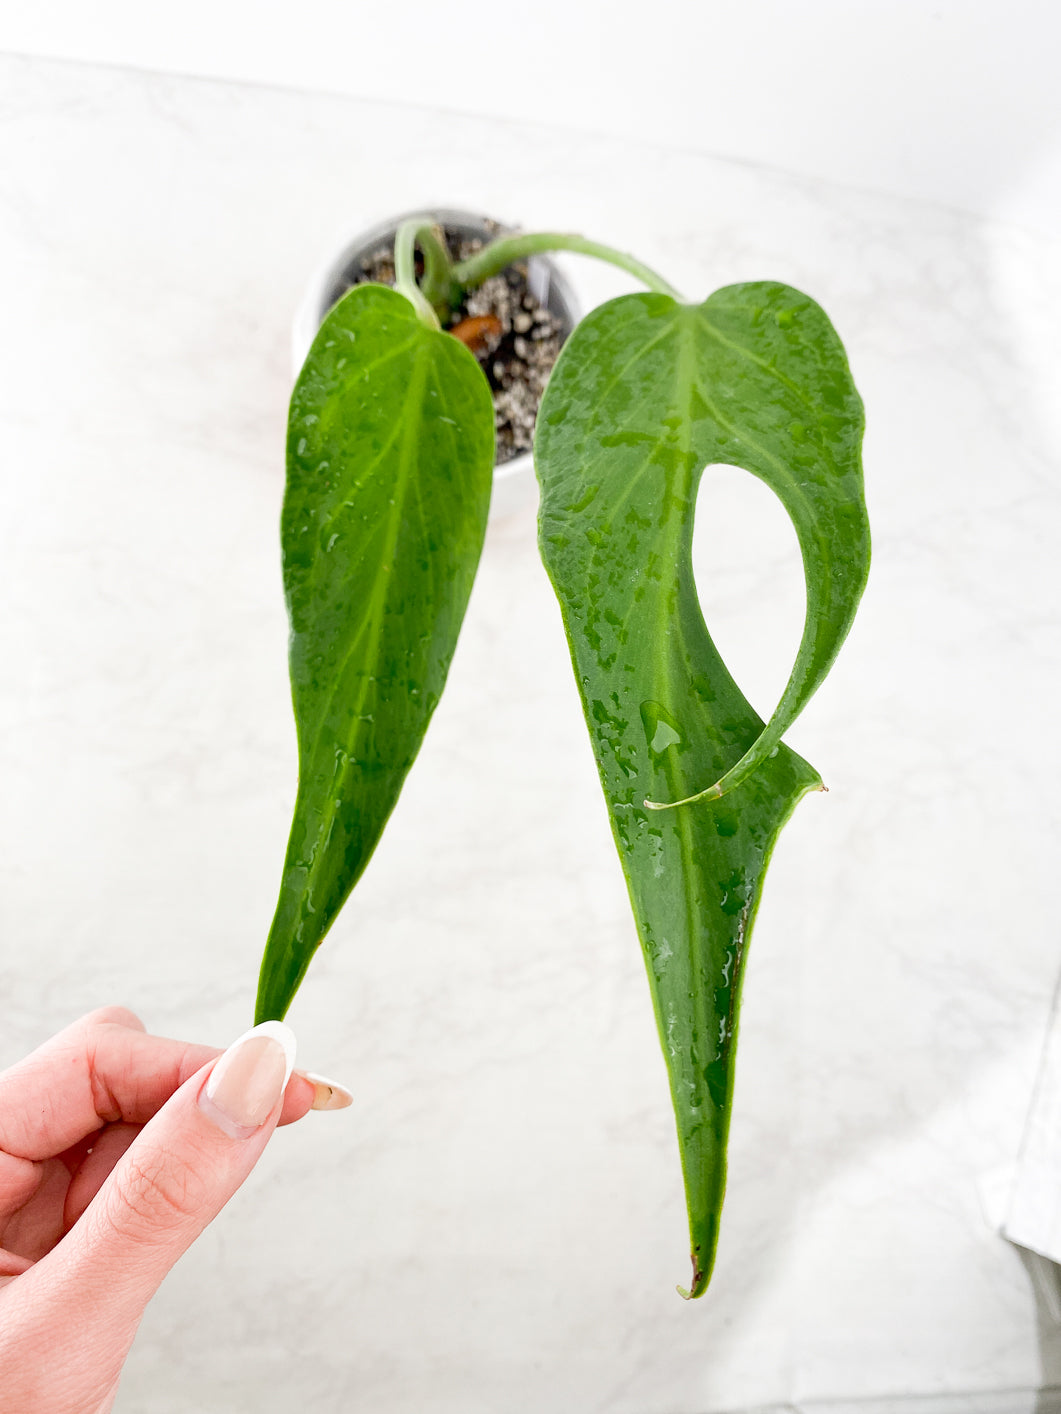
[256, 284, 494, 1023]
[536, 284, 869, 1295]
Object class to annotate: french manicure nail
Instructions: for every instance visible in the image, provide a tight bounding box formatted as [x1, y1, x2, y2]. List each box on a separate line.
[198, 1021, 296, 1139]
[298, 1070, 353, 1112]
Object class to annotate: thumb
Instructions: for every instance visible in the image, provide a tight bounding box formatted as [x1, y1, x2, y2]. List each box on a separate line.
[45, 1021, 296, 1325]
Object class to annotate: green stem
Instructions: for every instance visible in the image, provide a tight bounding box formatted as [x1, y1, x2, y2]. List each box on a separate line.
[417, 225, 462, 315]
[453, 233, 684, 301]
[393, 219, 441, 330]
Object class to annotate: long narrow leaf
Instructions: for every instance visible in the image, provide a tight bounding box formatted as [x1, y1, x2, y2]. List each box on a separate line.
[256, 285, 495, 1023]
[535, 284, 869, 1295]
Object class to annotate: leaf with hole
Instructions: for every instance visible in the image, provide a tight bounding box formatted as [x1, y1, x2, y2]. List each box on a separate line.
[255, 283, 495, 1023]
[535, 283, 870, 1295]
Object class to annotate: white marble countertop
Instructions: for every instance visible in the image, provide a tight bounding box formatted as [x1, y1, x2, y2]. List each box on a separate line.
[3, 0, 1060, 235]
[1, 53, 1059, 1414]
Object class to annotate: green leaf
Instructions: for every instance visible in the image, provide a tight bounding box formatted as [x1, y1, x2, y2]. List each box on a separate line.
[256, 284, 495, 1023]
[535, 284, 869, 1296]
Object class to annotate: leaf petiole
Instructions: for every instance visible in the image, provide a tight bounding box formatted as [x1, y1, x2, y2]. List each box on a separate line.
[453, 232, 684, 300]
[416, 223, 463, 317]
[393, 219, 442, 330]
[394, 220, 684, 323]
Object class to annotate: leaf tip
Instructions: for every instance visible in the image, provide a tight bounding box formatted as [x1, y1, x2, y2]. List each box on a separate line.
[676, 1253, 708, 1301]
[643, 782, 722, 812]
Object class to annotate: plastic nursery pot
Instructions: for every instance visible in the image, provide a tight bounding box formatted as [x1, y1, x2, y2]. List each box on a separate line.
[291, 208, 580, 521]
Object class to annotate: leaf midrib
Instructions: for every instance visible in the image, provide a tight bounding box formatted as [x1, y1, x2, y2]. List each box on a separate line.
[295, 338, 431, 882]
[664, 316, 711, 1088]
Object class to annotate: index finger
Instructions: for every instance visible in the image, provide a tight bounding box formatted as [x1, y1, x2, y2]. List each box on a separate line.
[0, 1008, 312, 1160]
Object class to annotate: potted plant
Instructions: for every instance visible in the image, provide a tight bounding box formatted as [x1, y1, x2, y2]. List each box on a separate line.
[290, 209, 580, 520]
[254, 211, 871, 1299]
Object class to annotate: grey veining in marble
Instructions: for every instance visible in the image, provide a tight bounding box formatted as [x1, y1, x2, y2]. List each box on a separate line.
[0, 53, 1059, 1414]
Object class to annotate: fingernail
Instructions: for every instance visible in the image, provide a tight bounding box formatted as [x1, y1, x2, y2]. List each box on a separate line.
[297, 1070, 353, 1112]
[199, 1021, 296, 1139]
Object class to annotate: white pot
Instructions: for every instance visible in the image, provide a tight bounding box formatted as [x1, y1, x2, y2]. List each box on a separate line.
[291, 208, 580, 521]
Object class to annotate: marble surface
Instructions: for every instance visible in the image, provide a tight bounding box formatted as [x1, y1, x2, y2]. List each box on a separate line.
[1006, 987, 1061, 1264]
[0, 53, 1059, 1414]
[2, 1, 1060, 235]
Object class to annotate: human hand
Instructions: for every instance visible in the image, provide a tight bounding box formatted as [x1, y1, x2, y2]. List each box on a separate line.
[0, 1006, 351, 1413]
